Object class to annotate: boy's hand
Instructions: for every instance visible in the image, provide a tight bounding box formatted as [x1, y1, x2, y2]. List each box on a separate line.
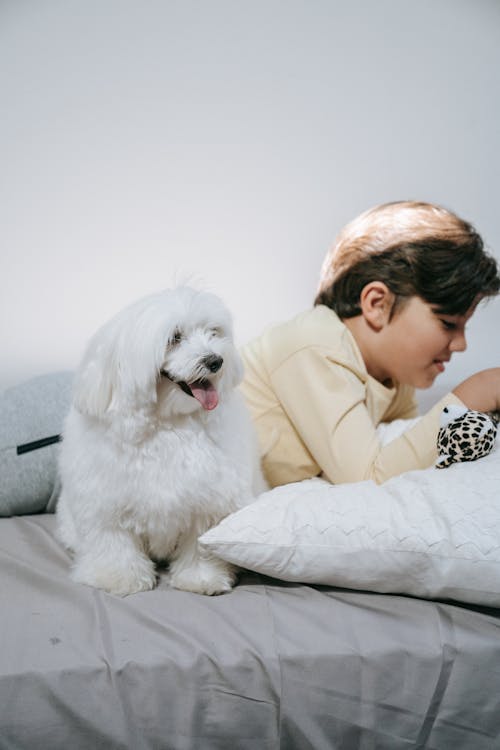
[453, 368, 500, 412]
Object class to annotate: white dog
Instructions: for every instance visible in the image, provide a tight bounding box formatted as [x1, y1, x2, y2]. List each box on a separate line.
[56, 286, 267, 596]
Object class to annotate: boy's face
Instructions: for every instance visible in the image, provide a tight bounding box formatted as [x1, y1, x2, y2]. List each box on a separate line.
[377, 296, 474, 389]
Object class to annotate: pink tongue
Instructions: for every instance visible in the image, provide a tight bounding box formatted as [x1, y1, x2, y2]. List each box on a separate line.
[190, 381, 219, 410]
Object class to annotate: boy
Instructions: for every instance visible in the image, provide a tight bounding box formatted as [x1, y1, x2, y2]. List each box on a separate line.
[240, 201, 500, 487]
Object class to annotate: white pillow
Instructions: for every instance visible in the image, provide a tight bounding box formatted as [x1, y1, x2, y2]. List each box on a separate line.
[200, 442, 500, 607]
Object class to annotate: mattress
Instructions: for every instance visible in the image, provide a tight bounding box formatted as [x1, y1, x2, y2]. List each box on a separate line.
[1, 514, 500, 749]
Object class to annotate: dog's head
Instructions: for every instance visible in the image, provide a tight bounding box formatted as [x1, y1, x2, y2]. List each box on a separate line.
[73, 286, 243, 420]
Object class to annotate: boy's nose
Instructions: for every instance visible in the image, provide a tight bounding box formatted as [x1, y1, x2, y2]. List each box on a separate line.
[450, 330, 467, 353]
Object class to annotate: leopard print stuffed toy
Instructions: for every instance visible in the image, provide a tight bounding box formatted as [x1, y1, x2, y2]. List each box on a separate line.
[436, 404, 498, 469]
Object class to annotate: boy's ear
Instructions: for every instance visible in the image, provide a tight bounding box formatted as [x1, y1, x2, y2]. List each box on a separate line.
[359, 282, 394, 331]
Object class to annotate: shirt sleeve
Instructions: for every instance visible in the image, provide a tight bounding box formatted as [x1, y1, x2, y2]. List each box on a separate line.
[269, 346, 463, 484]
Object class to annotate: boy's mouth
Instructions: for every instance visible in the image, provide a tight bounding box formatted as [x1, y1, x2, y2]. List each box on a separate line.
[433, 357, 450, 373]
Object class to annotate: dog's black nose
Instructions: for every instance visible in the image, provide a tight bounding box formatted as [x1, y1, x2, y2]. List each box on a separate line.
[204, 355, 223, 373]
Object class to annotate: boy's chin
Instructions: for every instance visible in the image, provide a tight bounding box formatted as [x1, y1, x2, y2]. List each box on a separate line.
[408, 369, 440, 391]
[414, 371, 440, 389]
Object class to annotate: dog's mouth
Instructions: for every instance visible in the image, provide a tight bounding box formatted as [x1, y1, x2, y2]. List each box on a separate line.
[180, 379, 219, 411]
[161, 371, 219, 411]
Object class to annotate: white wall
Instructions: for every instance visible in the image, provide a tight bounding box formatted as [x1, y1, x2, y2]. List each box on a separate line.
[1, 0, 499, 407]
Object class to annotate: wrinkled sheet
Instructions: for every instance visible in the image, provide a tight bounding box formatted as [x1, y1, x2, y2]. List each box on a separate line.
[1, 515, 500, 749]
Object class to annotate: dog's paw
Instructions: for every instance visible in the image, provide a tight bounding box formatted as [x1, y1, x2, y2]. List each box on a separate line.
[169, 561, 236, 596]
[72, 556, 157, 597]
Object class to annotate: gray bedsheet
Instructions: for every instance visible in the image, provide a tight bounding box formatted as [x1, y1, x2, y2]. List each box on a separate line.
[1, 514, 500, 750]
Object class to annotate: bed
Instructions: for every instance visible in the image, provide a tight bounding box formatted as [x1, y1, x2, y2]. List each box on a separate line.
[1, 374, 500, 749]
[2, 512, 500, 750]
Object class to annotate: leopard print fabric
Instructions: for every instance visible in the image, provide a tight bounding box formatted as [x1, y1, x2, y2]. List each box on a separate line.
[436, 407, 498, 469]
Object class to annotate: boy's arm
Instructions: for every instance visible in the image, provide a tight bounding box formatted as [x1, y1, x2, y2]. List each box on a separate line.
[452, 368, 500, 412]
[270, 347, 463, 485]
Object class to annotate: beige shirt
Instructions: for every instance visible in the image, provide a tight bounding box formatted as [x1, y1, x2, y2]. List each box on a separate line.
[240, 305, 463, 487]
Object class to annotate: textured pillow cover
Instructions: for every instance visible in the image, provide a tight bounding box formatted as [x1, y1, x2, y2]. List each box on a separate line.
[199, 442, 500, 606]
[0, 372, 73, 516]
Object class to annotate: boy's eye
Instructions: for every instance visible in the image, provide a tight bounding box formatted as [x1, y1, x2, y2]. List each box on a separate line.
[440, 320, 457, 331]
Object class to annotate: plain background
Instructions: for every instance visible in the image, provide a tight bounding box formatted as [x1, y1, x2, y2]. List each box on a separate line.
[1, 0, 499, 410]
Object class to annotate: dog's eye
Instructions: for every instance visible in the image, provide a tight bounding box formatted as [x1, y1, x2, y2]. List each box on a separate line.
[170, 330, 183, 345]
[209, 327, 223, 338]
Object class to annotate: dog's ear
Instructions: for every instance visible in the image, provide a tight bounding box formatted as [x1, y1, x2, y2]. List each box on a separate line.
[73, 303, 162, 418]
[236, 349, 245, 386]
[228, 345, 244, 389]
[72, 324, 118, 417]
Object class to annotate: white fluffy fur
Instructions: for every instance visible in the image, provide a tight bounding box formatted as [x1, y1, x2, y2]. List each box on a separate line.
[56, 286, 267, 596]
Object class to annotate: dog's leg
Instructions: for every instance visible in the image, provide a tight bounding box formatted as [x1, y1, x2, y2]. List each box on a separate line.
[71, 529, 157, 597]
[169, 526, 237, 596]
[56, 494, 79, 552]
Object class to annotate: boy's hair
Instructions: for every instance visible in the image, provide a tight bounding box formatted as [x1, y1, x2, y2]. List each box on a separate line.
[315, 201, 500, 318]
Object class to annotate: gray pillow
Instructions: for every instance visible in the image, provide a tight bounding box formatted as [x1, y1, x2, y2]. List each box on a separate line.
[0, 372, 73, 516]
